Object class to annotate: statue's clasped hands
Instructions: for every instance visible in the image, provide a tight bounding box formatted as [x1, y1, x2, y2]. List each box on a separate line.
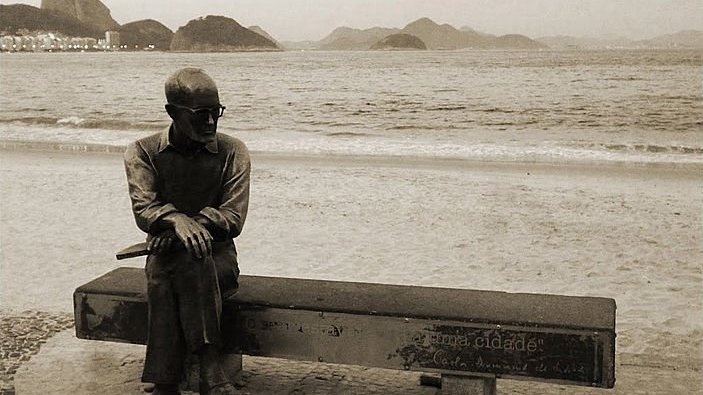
[148, 229, 177, 255]
[151, 213, 213, 259]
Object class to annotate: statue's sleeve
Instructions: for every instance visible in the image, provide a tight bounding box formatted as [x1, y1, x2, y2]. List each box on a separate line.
[124, 141, 178, 234]
[198, 140, 251, 240]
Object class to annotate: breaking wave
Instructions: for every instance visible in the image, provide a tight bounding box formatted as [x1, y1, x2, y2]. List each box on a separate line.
[0, 116, 168, 131]
[596, 143, 703, 155]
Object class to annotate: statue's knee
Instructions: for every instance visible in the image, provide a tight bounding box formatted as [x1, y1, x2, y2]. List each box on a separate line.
[147, 278, 176, 302]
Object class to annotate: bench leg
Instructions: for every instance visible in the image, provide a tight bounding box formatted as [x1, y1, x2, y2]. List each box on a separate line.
[223, 353, 243, 384]
[441, 374, 496, 395]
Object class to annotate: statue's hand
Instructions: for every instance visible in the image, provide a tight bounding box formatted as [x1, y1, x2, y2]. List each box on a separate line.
[165, 213, 213, 259]
[148, 230, 177, 255]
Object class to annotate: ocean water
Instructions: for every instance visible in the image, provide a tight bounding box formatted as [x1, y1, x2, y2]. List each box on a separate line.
[0, 49, 701, 163]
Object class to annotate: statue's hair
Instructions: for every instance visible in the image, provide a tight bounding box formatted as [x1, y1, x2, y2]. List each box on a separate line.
[164, 68, 218, 106]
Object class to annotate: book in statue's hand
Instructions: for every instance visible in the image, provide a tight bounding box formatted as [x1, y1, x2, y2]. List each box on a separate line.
[116, 242, 150, 260]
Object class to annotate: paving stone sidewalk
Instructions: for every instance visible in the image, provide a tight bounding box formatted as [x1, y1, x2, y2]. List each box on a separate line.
[0, 311, 74, 395]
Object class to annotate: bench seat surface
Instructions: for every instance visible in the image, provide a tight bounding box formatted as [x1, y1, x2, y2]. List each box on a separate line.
[76, 267, 614, 330]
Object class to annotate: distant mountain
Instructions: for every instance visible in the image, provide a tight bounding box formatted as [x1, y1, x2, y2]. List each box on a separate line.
[247, 25, 282, 49]
[281, 40, 318, 50]
[318, 26, 400, 50]
[0, 4, 102, 37]
[119, 19, 173, 50]
[401, 18, 546, 50]
[536, 35, 633, 49]
[401, 17, 484, 49]
[495, 34, 547, 49]
[536, 35, 586, 49]
[316, 19, 546, 50]
[370, 33, 426, 50]
[537, 30, 703, 49]
[41, 0, 119, 33]
[170, 15, 279, 52]
[319, 36, 372, 50]
[636, 30, 703, 49]
[460, 25, 493, 37]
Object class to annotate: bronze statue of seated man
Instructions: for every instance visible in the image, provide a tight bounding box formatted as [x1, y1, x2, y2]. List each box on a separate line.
[124, 67, 251, 395]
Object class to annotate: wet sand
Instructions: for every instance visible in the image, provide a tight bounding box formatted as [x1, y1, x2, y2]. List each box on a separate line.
[1, 147, 701, 394]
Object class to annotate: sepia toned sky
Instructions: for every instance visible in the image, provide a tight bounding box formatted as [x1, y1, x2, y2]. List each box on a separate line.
[3, 0, 702, 41]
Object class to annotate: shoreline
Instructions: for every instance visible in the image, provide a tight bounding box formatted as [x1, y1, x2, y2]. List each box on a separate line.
[2, 139, 702, 177]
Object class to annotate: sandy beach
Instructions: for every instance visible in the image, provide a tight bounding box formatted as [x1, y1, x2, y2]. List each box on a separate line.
[1, 147, 701, 394]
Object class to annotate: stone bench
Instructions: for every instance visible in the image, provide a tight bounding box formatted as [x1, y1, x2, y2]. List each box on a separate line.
[74, 267, 616, 394]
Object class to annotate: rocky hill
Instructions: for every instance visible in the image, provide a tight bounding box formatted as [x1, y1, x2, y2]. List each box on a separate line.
[119, 19, 173, 50]
[318, 26, 400, 50]
[170, 15, 279, 52]
[248, 25, 282, 49]
[40, 0, 119, 33]
[370, 33, 426, 50]
[0, 4, 102, 37]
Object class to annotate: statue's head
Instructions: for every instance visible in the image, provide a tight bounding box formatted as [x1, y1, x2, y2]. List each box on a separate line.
[164, 68, 225, 145]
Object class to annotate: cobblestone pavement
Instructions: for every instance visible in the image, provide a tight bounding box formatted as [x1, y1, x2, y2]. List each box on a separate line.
[0, 311, 74, 395]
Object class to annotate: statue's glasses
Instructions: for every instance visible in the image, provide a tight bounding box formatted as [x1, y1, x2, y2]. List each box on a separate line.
[173, 104, 226, 121]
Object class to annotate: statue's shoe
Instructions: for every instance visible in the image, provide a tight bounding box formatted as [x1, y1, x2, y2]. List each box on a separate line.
[201, 382, 238, 395]
[151, 387, 181, 395]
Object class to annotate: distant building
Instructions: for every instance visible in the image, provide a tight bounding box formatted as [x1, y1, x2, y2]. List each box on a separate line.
[68, 37, 96, 50]
[86, 38, 98, 50]
[37, 34, 52, 50]
[0, 36, 13, 51]
[23, 36, 38, 51]
[0, 32, 109, 52]
[105, 31, 120, 49]
[14, 36, 29, 51]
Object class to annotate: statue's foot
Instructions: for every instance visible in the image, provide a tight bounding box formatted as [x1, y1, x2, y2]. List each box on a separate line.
[232, 375, 246, 389]
[200, 382, 237, 395]
[151, 383, 181, 395]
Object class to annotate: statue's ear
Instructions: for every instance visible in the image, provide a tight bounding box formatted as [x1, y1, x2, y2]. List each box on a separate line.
[165, 104, 178, 120]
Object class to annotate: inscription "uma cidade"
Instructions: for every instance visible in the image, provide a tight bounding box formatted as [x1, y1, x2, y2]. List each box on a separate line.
[407, 330, 545, 353]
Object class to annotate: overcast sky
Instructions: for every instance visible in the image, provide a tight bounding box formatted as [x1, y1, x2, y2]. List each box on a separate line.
[3, 0, 702, 41]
